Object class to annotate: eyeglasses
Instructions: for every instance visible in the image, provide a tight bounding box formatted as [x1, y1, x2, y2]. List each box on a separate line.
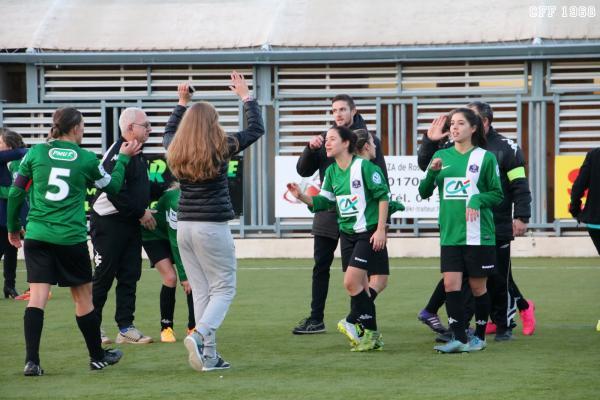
[132, 122, 151, 130]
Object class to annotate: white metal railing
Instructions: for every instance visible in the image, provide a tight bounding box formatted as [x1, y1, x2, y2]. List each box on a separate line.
[41, 65, 255, 101]
[548, 61, 600, 93]
[557, 100, 600, 153]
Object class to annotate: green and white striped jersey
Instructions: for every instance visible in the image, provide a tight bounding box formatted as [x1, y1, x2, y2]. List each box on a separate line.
[311, 156, 389, 234]
[418, 146, 503, 246]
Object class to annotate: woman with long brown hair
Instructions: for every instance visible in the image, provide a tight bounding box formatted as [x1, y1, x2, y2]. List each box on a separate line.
[164, 72, 264, 372]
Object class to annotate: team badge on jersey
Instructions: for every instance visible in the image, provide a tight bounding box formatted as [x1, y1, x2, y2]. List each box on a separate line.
[167, 208, 178, 230]
[48, 148, 78, 161]
[371, 172, 382, 185]
[468, 164, 479, 173]
[352, 179, 362, 189]
[443, 177, 470, 200]
[336, 194, 359, 217]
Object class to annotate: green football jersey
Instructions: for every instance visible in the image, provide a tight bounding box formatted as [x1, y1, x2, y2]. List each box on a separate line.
[418, 146, 503, 246]
[142, 188, 187, 281]
[7, 139, 130, 245]
[311, 156, 389, 234]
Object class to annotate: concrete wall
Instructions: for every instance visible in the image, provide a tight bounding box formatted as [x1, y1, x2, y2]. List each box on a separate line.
[232, 236, 599, 258]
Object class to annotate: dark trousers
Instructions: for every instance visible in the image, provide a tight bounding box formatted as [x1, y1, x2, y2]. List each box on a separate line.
[91, 215, 142, 329]
[0, 225, 18, 288]
[487, 240, 528, 329]
[487, 241, 511, 330]
[309, 235, 339, 322]
[589, 229, 600, 255]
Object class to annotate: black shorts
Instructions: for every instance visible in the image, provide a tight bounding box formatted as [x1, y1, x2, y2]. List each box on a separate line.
[340, 231, 389, 275]
[440, 245, 496, 278]
[24, 239, 92, 287]
[142, 240, 172, 267]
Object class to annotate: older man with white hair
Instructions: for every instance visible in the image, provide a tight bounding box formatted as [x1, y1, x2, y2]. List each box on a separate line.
[91, 107, 155, 344]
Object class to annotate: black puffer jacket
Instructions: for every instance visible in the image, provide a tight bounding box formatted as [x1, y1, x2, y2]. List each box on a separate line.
[163, 100, 264, 222]
[418, 127, 531, 241]
[296, 113, 388, 239]
[570, 147, 600, 224]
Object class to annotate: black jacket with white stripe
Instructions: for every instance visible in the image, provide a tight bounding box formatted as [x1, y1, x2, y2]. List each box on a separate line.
[91, 138, 150, 223]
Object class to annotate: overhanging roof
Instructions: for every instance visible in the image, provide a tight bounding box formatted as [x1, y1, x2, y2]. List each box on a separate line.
[2, 0, 600, 52]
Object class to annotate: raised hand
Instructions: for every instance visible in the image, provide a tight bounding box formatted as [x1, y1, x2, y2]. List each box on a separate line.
[309, 135, 324, 150]
[229, 71, 250, 100]
[177, 82, 193, 106]
[427, 115, 450, 142]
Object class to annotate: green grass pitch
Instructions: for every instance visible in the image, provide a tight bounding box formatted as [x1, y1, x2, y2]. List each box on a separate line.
[0, 258, 598, 400]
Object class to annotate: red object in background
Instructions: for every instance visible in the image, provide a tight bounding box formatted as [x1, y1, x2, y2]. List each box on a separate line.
[283, 179, 321, 204]
[304, 185, 320, 197]
[566, 167, 588, 213]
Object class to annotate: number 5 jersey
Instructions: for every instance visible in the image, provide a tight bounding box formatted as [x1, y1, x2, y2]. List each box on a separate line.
[7, 140, 130, 244]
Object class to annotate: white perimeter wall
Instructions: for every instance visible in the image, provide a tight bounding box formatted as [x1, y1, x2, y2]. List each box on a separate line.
[233, 237, 599, 258]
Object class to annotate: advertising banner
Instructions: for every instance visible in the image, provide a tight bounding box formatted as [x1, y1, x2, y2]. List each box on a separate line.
[274, 156, 439, 219]
[554, 155, 585, 219]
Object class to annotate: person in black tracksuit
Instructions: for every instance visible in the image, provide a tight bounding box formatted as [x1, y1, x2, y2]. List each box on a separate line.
[417, 101, 535, 340]
[292, 94, 389, 334]
[91, 107, 154, 344]
[570, 147, 600, 255]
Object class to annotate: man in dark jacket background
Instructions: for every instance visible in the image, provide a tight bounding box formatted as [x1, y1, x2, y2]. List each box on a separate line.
[292, 94, 389, 334]
[416, 101, 536, 340]
[91, 107, 155, 345]
[570, 147, 600, 255]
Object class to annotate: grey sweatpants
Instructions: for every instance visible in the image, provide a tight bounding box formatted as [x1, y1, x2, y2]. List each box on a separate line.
[177, 221, 237, 352]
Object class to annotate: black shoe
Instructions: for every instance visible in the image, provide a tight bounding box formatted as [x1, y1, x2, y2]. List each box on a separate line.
[292, 317, 325, 334]
[3, 285, 19, 299]
[24, 361, 44, 376]
[90, 348, 124, 370]
[495, 329, 514, 342]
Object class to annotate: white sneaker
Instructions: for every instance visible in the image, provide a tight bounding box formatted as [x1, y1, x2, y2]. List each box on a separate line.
[115, 326, 153, 344]
[100, 328, 112, 345]
[184, 332, 204, 372]
[336, 318, 362, 347]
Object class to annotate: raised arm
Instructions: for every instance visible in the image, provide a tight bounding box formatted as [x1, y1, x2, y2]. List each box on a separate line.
[296, 135, 324, 177]
[92, 140, 141, 195]
[229, 71, 265, 154]
[417, 115, 450, 171]
[163, 83, 192, 150]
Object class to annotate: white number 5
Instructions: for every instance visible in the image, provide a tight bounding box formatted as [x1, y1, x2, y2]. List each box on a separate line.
[45, 167, 70, 201]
